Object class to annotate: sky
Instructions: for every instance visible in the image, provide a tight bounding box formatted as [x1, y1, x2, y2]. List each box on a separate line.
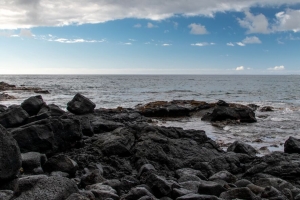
[0, 0, 300, 74]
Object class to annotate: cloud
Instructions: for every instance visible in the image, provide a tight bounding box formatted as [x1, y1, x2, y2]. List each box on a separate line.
[19, 29, 33, 37]
[188, 23, 208, 35]
[0, 29, 33, 37]
[236, 66, 244, 71]
[242, 36, 262, 44]
[147, 22, 157, 28]
[191, 42, 215, 46]
[268, 65, 285, 70]
[1, 1, 300, 29]
[133, 23, 141, 28]
[162, 43, 172, 46]
[48, 37, 105, 44]
[173, 22, 179, 29]
[227, 42, 235, 46]
[274, 9, 300, 32]
[238, 10, 270, 34]
[236, 42, 245, 46]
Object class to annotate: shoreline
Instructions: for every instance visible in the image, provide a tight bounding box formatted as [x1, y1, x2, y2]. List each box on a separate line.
[1, 90, 300, 199]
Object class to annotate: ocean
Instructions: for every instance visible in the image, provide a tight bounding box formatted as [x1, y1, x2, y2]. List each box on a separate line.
[1, 75, 300, 155]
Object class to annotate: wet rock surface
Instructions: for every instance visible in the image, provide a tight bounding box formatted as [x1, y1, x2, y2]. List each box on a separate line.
[0, 95, 299, 199]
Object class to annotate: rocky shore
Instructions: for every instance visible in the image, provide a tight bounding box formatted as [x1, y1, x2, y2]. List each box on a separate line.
[1, 91, 300, 200]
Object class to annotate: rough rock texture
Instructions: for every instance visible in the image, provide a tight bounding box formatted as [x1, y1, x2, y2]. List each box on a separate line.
[43, 155, 78, 175]
[11, 118, 82, 155]
[14, 176, 79, 200]
[0, 125, 22, 182]
[21, 152, 47, 174]
[219, 187, 258, 200]
[67, 93, 96, 115]
[227, 141, 257, 157]
[21, 95, 45, 116]
[0, 106, 29, 128]
[284, 136, 300, 154]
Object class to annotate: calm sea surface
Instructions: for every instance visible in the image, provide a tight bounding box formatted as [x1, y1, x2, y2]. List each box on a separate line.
[1, 75, 300, 155]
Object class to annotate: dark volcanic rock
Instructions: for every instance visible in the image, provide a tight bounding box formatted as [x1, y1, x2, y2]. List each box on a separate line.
[260, 106, 274, 112]
[0, 104, 7, 112]
[21, 95, 45, 116]
[21, 152, 47, 174]
[66, 193, 89, 200]
[12, 118, 82, 155]
[177, 193, 220, 200]
[0, 106, 29, 128]
[0, 190, 14, 200]
[14, 175, 79, 200]
[136, 100, 213, 118]
[38, 104, 66, 117]
[91, 117, 124, 134]
[208, 171, 237, 183]
[219, 187, 258, 200]
[145, 173, 172, 197]
[132, 125, 223, 172]
[93, 127, 135, 156]
[197, 180, 227, 196]
[284, 137, 300, 154]
[67, 93, 96, 115]
[0, 125, 22, 182]
[43, 155, 78, 175]
[244, 152, 300, 185]
[227, 141, 257, 157]
[202, 105, 256, 123]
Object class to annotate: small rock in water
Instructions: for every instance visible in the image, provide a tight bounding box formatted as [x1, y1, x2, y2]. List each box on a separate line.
[260, 106, 274, 112]
[227, 141, 257, 157]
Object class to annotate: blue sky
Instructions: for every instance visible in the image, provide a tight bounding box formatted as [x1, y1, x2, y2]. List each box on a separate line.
[0, 1, 300, 74]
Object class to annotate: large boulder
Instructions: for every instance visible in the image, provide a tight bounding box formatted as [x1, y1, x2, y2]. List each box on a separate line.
[0, 125, 22, 182]
[14, 175, 79, 200]
[0, 106, 29, 128]
[227, 141, 257, 157]
[284, 137, 300, 154]
[132, 125, 222, 172]
[202, 105, 256, 123]
[67, 93, 96, 115]
[11, 118, 82, 155]
[21, 95, 45, 116]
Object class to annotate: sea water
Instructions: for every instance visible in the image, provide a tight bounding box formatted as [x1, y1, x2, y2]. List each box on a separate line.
[1, 75, 300, 155]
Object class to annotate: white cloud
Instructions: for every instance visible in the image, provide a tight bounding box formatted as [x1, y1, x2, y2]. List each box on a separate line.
[191, 42, 212, 46]
[274, 9, 300, 32]
[268, 65, 285, 70]
[236, 66, 244, 71]
[123, 42, 132, 45]
[227, 42, 234, 46]
[147, 22, 157, 28]
[133, 23, 141, 28]
[1, 1, 300, 29]
[162, 43, 172, 46]
[238, 10, 270, 34]
[236, 42, 245, 46]
[173, 22, 179, 29]
[188, 23, 208, 35]
[49, 38, 105, 44]
[242, 36, 261, 44]
[19, 29, 33, 37]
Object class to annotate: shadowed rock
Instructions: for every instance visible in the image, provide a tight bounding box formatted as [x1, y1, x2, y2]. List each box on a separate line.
[0, 106, 29, 128]
[21, 95, 45, 116]
[284, 137, 300, 154]
[0, 125, 22, 182]
[227, 141, 257, 157]
[67, 93, 96, 115]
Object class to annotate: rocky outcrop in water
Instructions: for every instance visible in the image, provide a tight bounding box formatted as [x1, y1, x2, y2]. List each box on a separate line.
[0, 94, 299, 199]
